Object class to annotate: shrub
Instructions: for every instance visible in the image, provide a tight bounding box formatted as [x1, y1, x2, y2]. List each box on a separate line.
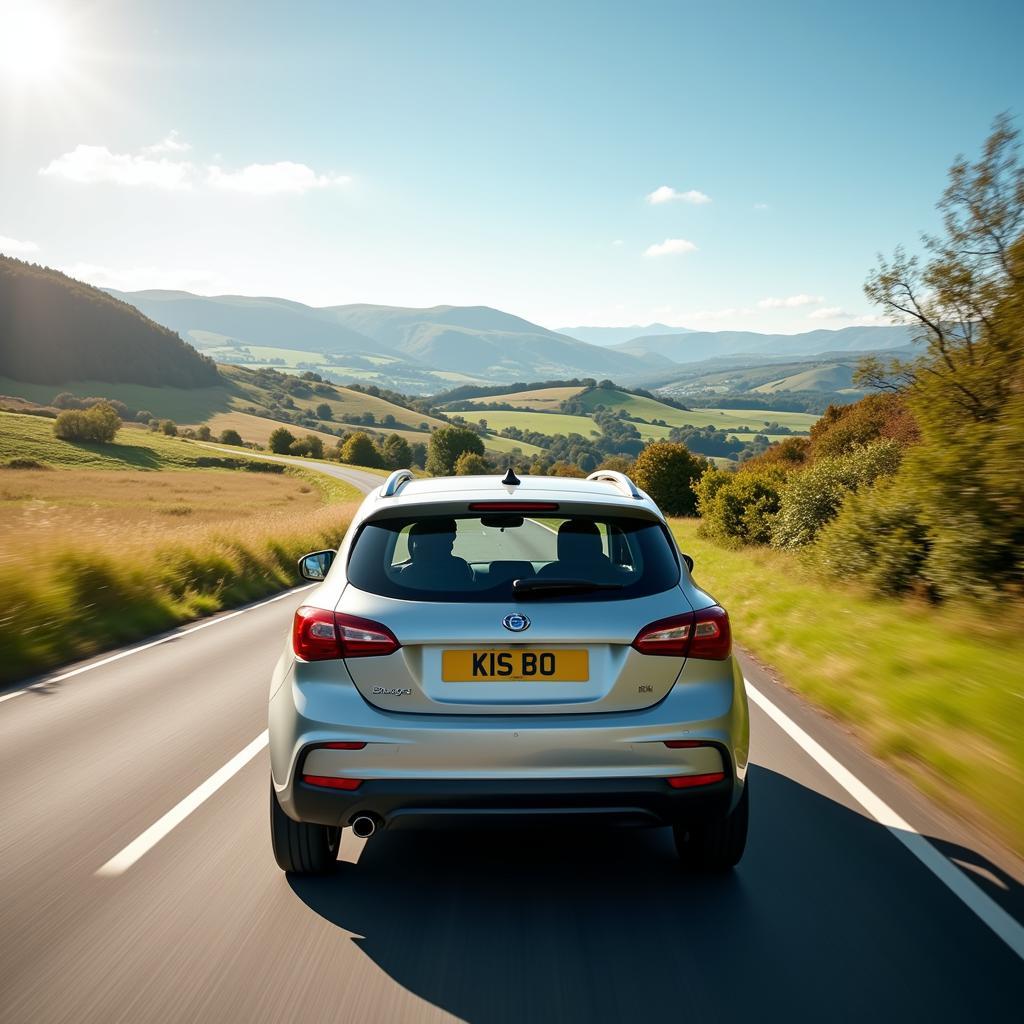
[812, 476, 931, 596]
[316, 402, 333, 420]
[219, 429, 243, 446]
[454, 451, 490, 474]
[771, 441, 903, 549]
[809, 394, 919, 460]
[5, 458, 50, 470]
[341, 431, 382, 467]
[631, 441, 708, 517]
[196, 425, 212, 441]
[426, 425, 485, 475]
[269, 426, 295, 454]
[52, 401, 121, 443]
[694, 467, 786, 545]
[160, 419, 178, 436]
[136, 409, 154, 423]
[547, 459, 585, 478]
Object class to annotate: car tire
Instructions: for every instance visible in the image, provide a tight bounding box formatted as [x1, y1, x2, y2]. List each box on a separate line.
[673, 781, 748, 871]
[270, 781, 341, 875]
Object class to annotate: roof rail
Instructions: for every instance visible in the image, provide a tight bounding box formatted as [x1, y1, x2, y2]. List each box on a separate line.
[586, 470, 642, 500]
[380, 469, 414, 498]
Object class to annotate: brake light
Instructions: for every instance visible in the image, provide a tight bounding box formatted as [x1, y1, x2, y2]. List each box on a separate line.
[667, 772, 725, 789]
[663, 740, 706, 749]
[322, 742, 367, 750]
[292, 607, 400, 661]
[631, 606, 731, 661]
[302, 775, 362, 790]
[468, 501, 560, 511]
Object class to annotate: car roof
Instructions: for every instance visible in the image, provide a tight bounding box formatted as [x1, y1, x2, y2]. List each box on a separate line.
[357, 473, 662, 519]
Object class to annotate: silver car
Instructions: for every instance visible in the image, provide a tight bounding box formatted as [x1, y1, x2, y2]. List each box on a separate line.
[269, 468, 749, 874]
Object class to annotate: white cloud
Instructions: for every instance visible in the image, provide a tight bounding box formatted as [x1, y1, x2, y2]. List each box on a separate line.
[757, 293, 824, 309]
[753, 202, 770, 210]
[207, 162, 351, 195]
[40, 136, 351, 197]
[143, 130, 191, 154]
[40, 144, 194, 190]
[807, 306, 852, 320]
[644, 238, 697, 258]
[646, 185, 711, 205]
[612, 239, 624, 246]
[0, 234, 39, 254]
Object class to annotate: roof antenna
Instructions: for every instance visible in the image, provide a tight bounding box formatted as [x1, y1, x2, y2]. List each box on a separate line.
[501, 462, 521, 487]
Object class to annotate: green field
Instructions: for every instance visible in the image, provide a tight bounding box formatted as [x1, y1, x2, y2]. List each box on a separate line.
[0, 411, 235, 470]
[459, 410, 601, 437]
[670, 519, 1024, 854]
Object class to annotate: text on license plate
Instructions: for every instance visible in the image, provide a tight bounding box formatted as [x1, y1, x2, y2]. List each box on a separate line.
[442, 649, 589, 682]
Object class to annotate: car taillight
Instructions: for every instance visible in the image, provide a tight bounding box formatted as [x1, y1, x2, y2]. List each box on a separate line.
[302, 775, 362, 790]
[631, 606, 731, 661]
[292, 606, 400, 661]
[667, 772, 725, 789]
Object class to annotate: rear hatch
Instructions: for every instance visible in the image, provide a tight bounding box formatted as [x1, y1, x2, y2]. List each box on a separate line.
[338, 509, 691, 714]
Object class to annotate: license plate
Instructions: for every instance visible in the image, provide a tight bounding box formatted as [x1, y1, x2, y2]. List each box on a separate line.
[442, 649, 589, 682]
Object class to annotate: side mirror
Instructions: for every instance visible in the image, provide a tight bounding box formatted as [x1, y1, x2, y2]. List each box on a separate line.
[298, 549, 335, 581]
[682, 553, 694, 573]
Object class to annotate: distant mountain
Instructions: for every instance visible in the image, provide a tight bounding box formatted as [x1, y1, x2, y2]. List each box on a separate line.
[0, 258, 219, 388]
[556, 323, 693, 346]
[107, 291, 663, 386]
[613, 324, 916, 363]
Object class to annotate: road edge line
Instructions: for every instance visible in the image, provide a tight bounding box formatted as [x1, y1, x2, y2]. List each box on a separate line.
[745, 678, 1024, 962]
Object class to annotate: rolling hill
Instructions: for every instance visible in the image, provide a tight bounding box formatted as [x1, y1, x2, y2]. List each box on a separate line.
[554, 323, 693, 346]
[0, 257, 219, 388]
[753, 363, 859, 394]
[612, 324, 916, 363]
[106, 291, 665, 390]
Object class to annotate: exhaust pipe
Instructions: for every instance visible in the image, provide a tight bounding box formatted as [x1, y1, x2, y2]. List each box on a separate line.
[350, 814, 379, 839]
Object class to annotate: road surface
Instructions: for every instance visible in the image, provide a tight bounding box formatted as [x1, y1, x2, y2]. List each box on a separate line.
[1, 468, 1021, 1023]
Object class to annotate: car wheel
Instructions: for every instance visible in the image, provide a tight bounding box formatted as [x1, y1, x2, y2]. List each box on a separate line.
[673, 781, 748, 871]
[270, 781, 341, 875]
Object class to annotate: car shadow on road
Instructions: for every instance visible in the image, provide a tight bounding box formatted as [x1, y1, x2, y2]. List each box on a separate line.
[289, 766, 1020, 1024]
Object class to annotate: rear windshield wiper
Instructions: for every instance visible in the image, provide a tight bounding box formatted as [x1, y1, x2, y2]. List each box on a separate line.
[512, 578, 624, 597]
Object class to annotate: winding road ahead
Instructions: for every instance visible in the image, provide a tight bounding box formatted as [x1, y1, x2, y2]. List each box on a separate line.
[1, 464, 1021, 1023]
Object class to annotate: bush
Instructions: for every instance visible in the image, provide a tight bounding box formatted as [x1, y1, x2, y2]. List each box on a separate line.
[771, 441, 903, 549]
[812, 476, 931, 596]
[53, 402, 121, 443]
[341, 431, 382, 467]
[809, 394, 919, 460]
[160, 419, 178, 437]
[136, 409, 154, 423]
[4, 458, 50, 470]
[426, 425, 485, 475]
[694, 467, 786, 545]
[631, 441, 708, 517]
[219, 429, 243, 446]
[269, 427, 295, 454]
[454, 451, 491, 474]
[196, 425, 212, 441]
[316, 402, 333, 420]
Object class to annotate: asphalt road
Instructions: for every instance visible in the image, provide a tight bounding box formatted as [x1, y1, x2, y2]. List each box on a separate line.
[1, 471, 1022, 1023]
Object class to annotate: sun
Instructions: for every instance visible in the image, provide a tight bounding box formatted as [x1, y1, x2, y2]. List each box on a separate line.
[0, 4, 68, 82]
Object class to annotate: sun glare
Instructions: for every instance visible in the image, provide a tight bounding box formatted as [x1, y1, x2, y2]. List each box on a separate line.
[0, 5, 68, 82]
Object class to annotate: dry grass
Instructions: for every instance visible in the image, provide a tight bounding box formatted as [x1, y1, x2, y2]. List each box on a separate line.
[460, 386, 585, 410]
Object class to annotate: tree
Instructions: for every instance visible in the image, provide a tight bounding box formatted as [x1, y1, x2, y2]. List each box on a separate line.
[410, 441, 428, 469]
[341, 431, 381, 467]
[305, 434, 324, 459]
[454, 451, 490, 475]
[426, 425, 485, 475]
[269, 427, 296, 454]
[316, 403, 333, 420]
[53, 401, 121, 443]
[631, 441, 709, 516]
[196, 425, 212, 441]
[378, 433, 413, 469]
[160, 419, 178, 436]
[219, 429, 243, 446]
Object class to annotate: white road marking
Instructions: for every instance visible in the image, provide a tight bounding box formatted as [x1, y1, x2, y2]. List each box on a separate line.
[0, 585, 315, 706]
[745, 678, 1024, 961]
[96, 731, 269, 877]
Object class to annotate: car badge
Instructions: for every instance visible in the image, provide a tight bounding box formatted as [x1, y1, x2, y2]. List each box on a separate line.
[502, 612, 530, 632]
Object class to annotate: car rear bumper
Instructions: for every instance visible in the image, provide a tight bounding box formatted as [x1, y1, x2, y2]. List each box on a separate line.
[291, 773, 735, 830]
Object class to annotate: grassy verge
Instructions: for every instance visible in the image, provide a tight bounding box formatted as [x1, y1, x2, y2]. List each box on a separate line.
[670, 519, 1024, 853]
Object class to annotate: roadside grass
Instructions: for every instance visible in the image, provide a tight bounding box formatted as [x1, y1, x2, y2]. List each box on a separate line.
[670, 519, 1024, 853]
[0, 410, 363, 684]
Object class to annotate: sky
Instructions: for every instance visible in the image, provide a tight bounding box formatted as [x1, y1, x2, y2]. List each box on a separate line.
[1, 0, 1022, 334]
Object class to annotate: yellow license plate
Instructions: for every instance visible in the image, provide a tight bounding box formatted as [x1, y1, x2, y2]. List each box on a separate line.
[442, 649, 589, 682]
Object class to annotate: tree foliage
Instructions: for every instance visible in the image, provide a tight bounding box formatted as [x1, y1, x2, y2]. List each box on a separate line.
[269, 427, 296, 454]
[341, 431, 382, 468]
[52, 401, 121, 443]
[426, 425, 485, 475]
[631, 441, 708, 516]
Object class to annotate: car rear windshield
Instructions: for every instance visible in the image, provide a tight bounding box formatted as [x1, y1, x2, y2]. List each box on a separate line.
[346, 513, 680, 602]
